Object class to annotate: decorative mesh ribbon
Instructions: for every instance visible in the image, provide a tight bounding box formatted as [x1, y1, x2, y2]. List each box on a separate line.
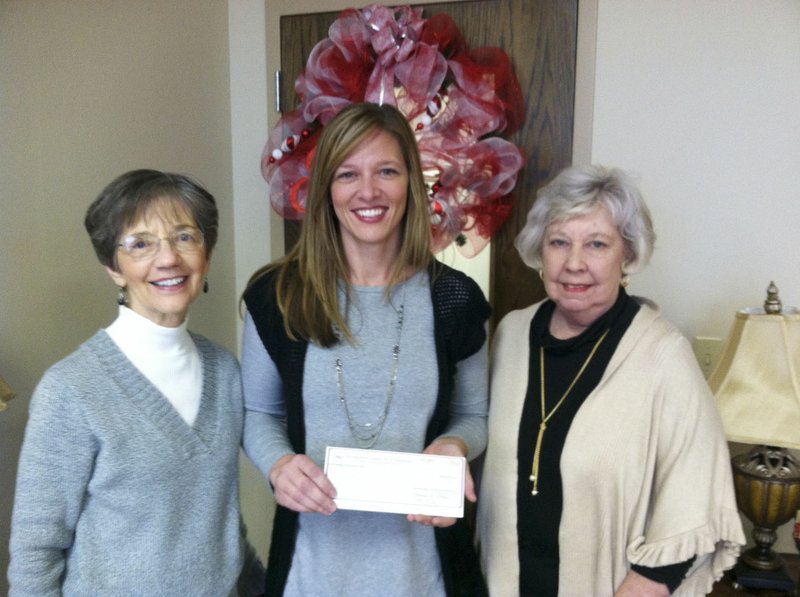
[262, 4, 525, 256]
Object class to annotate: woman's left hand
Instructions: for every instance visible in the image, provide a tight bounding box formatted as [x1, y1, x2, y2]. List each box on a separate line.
[406, 437, 474, 528]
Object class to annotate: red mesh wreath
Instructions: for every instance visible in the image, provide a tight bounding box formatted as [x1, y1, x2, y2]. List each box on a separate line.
[262, 3, 525, 256]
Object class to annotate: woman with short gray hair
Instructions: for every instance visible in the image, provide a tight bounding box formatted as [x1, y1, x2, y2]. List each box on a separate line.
[477, 164, 744, 596]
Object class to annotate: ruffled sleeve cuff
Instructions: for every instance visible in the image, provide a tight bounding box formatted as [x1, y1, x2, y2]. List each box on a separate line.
[626, 505, 745, 595]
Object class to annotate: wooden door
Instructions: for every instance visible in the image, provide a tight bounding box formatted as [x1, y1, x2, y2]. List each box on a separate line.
[279, 0, 577, 326]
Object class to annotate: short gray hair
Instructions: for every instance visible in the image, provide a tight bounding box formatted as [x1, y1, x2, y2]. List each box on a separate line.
[515, 164, 655, 273]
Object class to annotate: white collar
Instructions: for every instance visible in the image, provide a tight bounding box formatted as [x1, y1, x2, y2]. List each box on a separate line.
[105, 306, 193, 357]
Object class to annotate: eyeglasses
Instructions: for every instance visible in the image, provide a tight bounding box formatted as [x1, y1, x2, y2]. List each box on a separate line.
[117, 227, 204, 261]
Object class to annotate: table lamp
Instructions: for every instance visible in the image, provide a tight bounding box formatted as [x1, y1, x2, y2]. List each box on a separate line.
[709, 281, 800, 592]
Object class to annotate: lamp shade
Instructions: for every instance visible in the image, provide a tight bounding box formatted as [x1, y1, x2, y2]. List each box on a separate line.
[709, 305, 800, 449]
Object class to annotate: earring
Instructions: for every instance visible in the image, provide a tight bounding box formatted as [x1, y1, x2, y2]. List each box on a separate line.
[538, 269, 544, 281]
[620, 274, 630, 288]
[117, 287, 128, 306]
[203, 277, 209, 293]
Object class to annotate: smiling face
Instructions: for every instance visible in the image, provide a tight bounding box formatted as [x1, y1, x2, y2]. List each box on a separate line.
[541, 203, 626, 338]
[330, 129, 409, 262]
[106, 199, 210, 327]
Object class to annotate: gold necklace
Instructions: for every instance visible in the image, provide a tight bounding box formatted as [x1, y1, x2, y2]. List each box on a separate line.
[530, 328, 610, 496]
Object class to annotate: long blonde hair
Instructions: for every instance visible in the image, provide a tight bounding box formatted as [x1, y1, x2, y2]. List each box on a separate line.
[246, 102, 433, 347]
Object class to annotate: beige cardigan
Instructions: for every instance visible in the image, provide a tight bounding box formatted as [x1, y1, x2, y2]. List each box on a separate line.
[477, 298, 744, 596]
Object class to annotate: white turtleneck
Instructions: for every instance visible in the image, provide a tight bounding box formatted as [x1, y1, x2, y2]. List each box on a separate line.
[105, 306, 202, 426]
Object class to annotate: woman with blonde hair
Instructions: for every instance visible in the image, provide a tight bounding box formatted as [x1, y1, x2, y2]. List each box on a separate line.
[242, 102, 490, 596]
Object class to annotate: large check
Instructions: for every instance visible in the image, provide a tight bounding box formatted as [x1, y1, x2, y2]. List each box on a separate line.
[324, 446, 466, 518]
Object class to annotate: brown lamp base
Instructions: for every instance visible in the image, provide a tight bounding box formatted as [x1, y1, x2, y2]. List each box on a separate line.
[730, 446, 800, 595]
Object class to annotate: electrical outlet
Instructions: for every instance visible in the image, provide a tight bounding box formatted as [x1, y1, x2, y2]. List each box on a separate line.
[693, 336, 724, 379]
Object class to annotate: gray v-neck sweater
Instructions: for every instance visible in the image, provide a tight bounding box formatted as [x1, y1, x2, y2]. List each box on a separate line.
[9, 330, 252, 596]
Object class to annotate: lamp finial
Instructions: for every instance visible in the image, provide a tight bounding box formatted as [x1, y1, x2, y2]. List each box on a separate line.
[764, 281, 782, 314]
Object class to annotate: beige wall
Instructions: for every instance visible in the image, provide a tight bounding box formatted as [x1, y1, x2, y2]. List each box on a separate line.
[0, 1, 235, 591]
[588, 0, 800, 551]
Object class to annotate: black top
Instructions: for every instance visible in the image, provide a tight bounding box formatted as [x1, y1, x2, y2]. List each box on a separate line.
[516, 289, 638, 596]
[515, 289, 693, 595]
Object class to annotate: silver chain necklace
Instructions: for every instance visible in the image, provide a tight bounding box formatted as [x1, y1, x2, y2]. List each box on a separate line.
[334, 293, 405, 449]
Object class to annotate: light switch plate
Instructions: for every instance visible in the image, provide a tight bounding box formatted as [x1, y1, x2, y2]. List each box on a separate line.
[693, 336, 724, 379]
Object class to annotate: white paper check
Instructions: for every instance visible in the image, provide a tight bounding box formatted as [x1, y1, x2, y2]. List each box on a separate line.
[324, 446, 466, 518]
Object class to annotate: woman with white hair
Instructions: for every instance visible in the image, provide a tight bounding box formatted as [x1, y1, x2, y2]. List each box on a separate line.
[477, 164, 744, 596]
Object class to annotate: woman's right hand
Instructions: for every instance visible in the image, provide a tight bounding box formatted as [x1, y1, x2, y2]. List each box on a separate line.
[269, 454, 337, 515]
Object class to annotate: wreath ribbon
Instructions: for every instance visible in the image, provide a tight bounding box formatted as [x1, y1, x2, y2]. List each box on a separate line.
[261, 3, 525, 256]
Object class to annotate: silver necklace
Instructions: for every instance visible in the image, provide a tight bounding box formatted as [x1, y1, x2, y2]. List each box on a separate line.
[334, 292, 405, 449]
